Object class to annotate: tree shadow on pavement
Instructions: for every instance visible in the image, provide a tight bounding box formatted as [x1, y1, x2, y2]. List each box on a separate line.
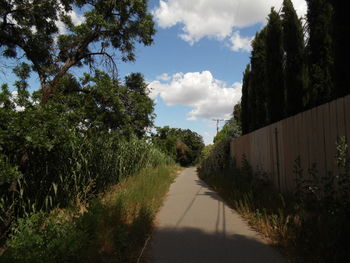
[151, 227, 285, 263]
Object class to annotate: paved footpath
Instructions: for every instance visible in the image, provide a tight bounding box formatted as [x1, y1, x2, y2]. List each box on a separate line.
[151, 167, 286, 263]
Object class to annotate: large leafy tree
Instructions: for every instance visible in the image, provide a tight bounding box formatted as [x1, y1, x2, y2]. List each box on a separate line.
[152, 127, 204, 166]
[305, 0, 334, 107]
[282, 0, 307, 117]
[0, 0, 155, 102]
[265, 8, 285, 124]
[52, 71, 154, 137]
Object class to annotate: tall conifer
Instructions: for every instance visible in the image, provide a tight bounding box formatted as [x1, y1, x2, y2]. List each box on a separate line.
[266, 8, 285, 124]
[241, 64, 251, 135]
[250, 28, 267, 129]
[282, 0, 306, 116]
[305, 0, 334, 107]
[332, 0, 350, 97]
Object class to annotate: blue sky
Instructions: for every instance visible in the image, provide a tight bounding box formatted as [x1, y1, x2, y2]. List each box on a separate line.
[0, 0, 307, 145]
[119, 0, 307, 144]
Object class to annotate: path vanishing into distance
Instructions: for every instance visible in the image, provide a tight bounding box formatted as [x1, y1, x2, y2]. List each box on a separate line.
[151, 168, 286, 263]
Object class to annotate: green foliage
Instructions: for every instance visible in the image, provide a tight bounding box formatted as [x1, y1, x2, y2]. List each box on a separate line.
[60, 70, 155, 137]
[240, 64, 251, 135]
[305, 0, 334, 107]
[331, 1, 349, 98]
[2, 165, 177, 263]
[2, 211, 88, 263]
[0, 0, 156, 102]
[0, 81, 171, 242]
[200, 136, 350, 262]
[250, 28, 267, 130]
[213, 116, 241, 144]
[266, 8, 285, 123]
[293, 136, 350, 261]
[152, 126, 205, 167]
[233, 103, 241, 127]
[282, 0, 307, 117]
[198, 137, 231, 177]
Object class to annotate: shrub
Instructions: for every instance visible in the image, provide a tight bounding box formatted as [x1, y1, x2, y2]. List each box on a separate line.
[2, 211, 88, 263]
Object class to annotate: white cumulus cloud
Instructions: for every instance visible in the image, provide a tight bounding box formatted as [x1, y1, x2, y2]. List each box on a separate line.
[149, 71, 242, 120]
[153, 0, 307, 45]
[230, 31, 254, 52]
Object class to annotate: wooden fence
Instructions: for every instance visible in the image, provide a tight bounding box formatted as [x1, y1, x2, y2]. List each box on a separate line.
[230, 95, 350, 192]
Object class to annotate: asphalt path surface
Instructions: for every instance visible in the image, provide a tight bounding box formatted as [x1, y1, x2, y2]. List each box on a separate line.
[151, 167, 286, 263]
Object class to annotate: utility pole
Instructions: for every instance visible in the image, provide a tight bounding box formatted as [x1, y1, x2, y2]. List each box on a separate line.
[212, 119, 225, 135]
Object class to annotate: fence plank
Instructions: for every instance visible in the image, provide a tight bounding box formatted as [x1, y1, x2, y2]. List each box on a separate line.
[345, 95, 350, 155]
[336, 97, 346, 138]
[230, 96, 349, 193]
[278, 121, 286, 191]
[317, 104, 327, 178]
[329, 100, 339, 175]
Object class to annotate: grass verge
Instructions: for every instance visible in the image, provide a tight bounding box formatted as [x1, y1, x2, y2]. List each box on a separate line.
[198, 163, 350, 263]
[1, 165, 179, 263]
[198, 136, 350, 262]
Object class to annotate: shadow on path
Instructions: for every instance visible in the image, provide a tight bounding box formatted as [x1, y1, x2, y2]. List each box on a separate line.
[152, 227, 284, 263]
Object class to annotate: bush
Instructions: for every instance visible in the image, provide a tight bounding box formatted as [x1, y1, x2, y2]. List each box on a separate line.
[0, 95, 173, 242]
[198, 136, 231, 178]
[2, 211, 88, 263]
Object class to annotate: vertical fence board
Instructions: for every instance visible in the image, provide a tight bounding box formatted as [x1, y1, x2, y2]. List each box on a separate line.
[317, 104, 327, 178]
[283, 117, 291, 192]
[293, 113, 302, 188]
[336, 97, 346, 138]
[311, 108, 323, 177]
[230, 96, 349, 193]
[323, 102, 333, 175]
[278, 121, 285, 191]
[300, 111, 310, 178]
[330, 101, 339, 175]
[345, 95, 350, 156]
[287, 116, 297, 191]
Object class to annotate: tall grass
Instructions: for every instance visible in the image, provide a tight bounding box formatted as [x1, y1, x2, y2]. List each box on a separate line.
[2, 165, 179, 262]
[0, 130, 173, 242]
[198, 136, 350, 262]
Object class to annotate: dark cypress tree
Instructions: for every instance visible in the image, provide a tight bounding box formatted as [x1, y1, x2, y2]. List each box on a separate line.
[250, 28, 267, 129]
[265, 8, 285, 124]
[332, 0, 350, 97]
[282, 0, 307, 117]
[305, 0, 334, 107]
[241, 64, 251, 135]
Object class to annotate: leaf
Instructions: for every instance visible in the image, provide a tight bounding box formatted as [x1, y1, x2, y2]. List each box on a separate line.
[52, 183, 58, 196]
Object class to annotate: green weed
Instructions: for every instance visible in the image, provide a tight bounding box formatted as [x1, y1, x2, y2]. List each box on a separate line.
[1, 165, 178, 263]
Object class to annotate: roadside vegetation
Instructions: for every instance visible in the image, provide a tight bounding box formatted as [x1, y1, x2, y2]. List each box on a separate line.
[203, 1, 349, 260]
[151, 126, 204, 167]
[0, 1, 202, 262]
[199, 120, 350, 262]
[2, 165, 179, 263]
[241, 0, 349, 135]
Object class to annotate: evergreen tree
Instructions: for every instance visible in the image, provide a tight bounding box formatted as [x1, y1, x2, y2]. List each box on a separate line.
[305, 0, 334, 107]
[332, 0, 350, 97]
[250, 28, 267, 129]
[247, 69, 257, 132]
[241, 64, 251, 135]
[282, 0, 307, 116]
[265, 8, 285, 124]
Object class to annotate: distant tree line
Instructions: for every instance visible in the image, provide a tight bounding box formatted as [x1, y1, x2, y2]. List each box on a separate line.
[151, 126, 205, 166]
[241, 0, 349, 135]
